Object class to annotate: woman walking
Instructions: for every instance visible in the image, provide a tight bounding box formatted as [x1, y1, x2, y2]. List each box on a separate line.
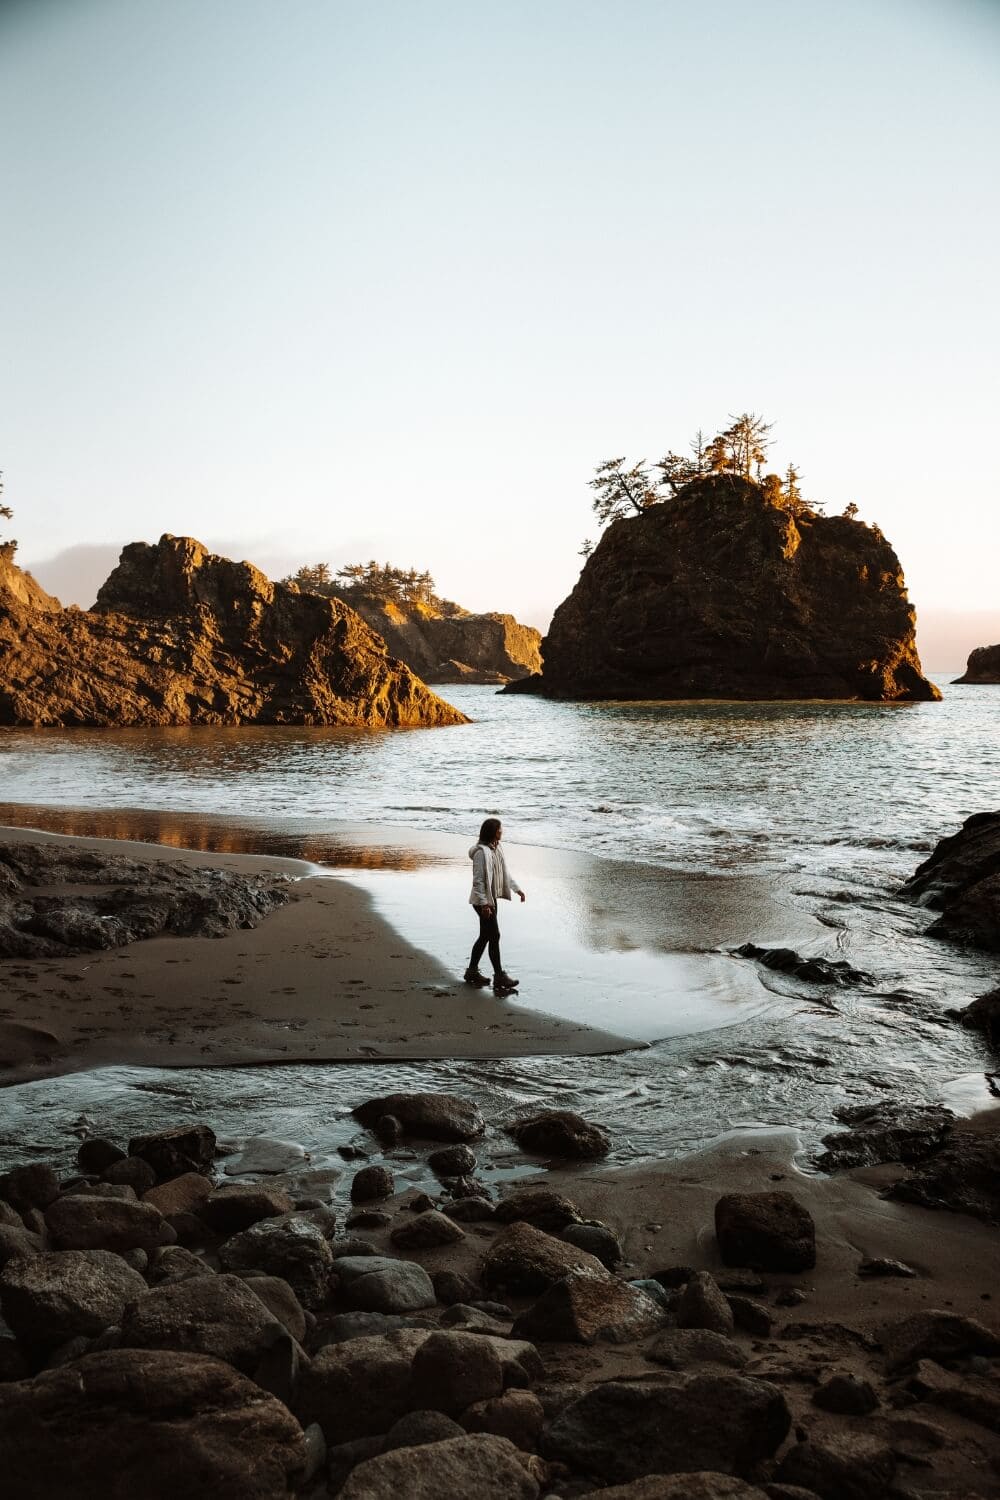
[464, 817, 525, 996]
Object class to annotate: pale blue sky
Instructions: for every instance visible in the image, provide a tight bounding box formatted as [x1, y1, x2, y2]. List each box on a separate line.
[2, 0, 998, 665]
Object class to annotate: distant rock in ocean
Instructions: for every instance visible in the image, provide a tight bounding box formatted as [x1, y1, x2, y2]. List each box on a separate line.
[341, 596, 541, 686]
[953, 643, 1000, 684]
[507, 475, 939, 702]
[0, 536, 467, 728]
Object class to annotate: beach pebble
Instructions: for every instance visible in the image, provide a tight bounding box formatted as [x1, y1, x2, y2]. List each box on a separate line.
[483, 1222, 606, 1297]
[494, 1190, 580, 1233]
[218, 1213, 334, 1310]
[513, 1268, 663, 1346]
[45, 1194, 175, 1253]
[812, 1372, 879, 1414]
[353, 1092, 486, 1143]
[676, 1271, 734, 1335]
[128, 1124, 217, 1181]
[338, 1434, 539, 1500]
[428, 1145, 477, 1178]
[0, 1347, 308, 1499]
[350, 1165, 395, 1203]
[714, 1192, 816, 1272]
[104, 1157, 158, 1193]
[222, 1135, 307, 1175]
[391, 1210, 465, 1251]
[198, 1183, 295, 1234]
[77, 1138, 127, 1175]
[560, 1221, 622, 1269]
[775, 1432, 896, 1500]
[0, 1248, 147, 1349]
[505, 1110, 611, 1161]
[646, 1329, 747, 1371]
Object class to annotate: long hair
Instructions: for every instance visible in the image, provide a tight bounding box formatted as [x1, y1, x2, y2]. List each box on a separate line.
[478, 817, 502, 846]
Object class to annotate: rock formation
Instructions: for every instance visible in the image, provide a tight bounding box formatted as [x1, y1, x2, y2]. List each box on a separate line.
[904, 810, 1000, 950]
[953, 643, 1000, 684]
[0, 536, 466, 728]
[327, 596, 541, 685]
[509, 476, 938, 702]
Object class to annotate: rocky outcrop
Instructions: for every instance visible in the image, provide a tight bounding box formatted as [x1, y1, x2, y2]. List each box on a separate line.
[513, 476, 938, 701]
[904, 811, 1000, 950]
[339, 596, 541, 684]
[0, 535, 466, 727]
[953, 643, 1000, 683]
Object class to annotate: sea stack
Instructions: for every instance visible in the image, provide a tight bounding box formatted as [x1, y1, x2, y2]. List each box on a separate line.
[953, 644, 1000, 684]
[519, 475, 939, 702]
[0, 536, 467, 728]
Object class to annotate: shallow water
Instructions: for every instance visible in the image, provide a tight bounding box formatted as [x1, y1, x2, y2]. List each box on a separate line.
[1, 679, 998, 1174]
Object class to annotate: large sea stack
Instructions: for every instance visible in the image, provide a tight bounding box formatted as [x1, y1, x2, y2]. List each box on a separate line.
[953, 644, 1000, 684]
[519, 476, 938, 702]
[0, 537, 466, 728]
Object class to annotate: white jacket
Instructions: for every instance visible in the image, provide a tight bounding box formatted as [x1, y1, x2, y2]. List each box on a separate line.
[469, 842, 522, 907]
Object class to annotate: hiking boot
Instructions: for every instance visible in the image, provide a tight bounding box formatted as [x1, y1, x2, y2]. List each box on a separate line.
[493, 972, 519, 993]
[463, 968, 491, 988]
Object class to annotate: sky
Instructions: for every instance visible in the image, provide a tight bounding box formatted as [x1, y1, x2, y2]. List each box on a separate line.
[1, 0, 998, 668]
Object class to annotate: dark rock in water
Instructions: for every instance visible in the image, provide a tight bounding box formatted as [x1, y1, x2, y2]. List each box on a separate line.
[129, 1124, 217, 1181]
[904, 810, 1000, 951]
[952, 985, 1000, 1043]
[0, 1348, 307, 1498]
[427, 1144, 477, 1178]
[886, 1130, 1000, 1224]
[816, 1100, 954, 1172]
[953, 642, 1000, 684]
[542, 1373, 791, 1482]
[775, 1433, 895, 1500]
[505, 1109, 611, 1160]
[731, 943, 871, 986]
[519, 474, 938, 703]
[881, 1309, 1000, 1373]
[0, 534, 465, 728]
[352, 1092, 485, 1142]
[715, 1192, 816, 1272]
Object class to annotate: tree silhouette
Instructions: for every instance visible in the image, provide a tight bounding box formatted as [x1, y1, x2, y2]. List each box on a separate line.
[589, 458, 659, 526]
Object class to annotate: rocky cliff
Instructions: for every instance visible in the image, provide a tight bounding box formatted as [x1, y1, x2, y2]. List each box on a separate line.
[953, 644, 1000, 684]
[904, 810, 1000, 951]
[0, 536, 466, 728]
[342, 597, 542, 684]
[516, 475, 938, 702]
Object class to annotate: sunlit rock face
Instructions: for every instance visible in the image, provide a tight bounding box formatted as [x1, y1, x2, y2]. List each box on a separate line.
[953, 644, 1000, 684]
[533, 475, 939, 702]
[0, 535, 467, 728]
[346, 597, 541, 685]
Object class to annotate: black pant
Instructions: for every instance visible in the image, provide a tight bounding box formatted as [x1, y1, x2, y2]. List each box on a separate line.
[470, 906, 502, 975]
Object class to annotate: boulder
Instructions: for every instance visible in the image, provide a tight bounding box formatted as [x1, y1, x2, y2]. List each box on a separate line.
[0, 1164, 60, 1213]
[104, 1156, 157, 1192]
[351, 1165, 395, 1202]
[886, 1129, 1000, 1224]
[505, 1110, 611, 1160]
[391, 1210, 465, 1250]
[954, 986, 1000, 1044]
[409, 1330, 505, 1412]
[0, 1347, 307, 1498]
[647, 1330, 748, 1371]
[433, 1268, 480, 1306]
[560, 1221, 622, 1267]
[525, 474, 937, 703]
[338, 1433, 539, 1500]
[512, 1269, 663, 1345]
[77, 1138, 127, 1174]
[147, 1244, 212, 1284]
[45, 1194, 174, 1253]
[240, 1274, 307, 1342]
[714, 1192, 816, 1272]
[676, 1271, 735, 1334]
[483, 1221, 607, 1296]
[118, 1272, 287, 1372]
[218, 1213, 333, 1309]
[428, 1145, 478, 1177]
[352, 1093, 485, 1141]
[0, 1223, 43, 1267]
[494, 1188, 581, 1233]
[775, 1434, 896, 1500]
[0, 1248, 148, 1349]
[442, 1196, 495, 1222]
[0, 535, 465, 729]
[543, 1374, 791, 1483]
[141, 1172, 213, 1217]
[128, 1124, 217, 1180]
[296, 1328, 429, 1441]
[460, 1389, 544, 1450]
[816, 1100, 954, 1171]
[881, 1309, 1000, 1372]
[199, 1183, 295, 1234]
[335, 1254, 437, 1314]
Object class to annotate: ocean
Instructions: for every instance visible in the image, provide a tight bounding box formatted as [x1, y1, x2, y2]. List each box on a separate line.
[1, 679, 998, 1175]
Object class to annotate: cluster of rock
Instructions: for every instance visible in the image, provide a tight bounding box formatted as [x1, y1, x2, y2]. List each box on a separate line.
[953, 644, 1000, 685]
[1, 1090, 997, 1498]
[0, 840, 288, 958]
[905, 810, 1000, 952]
[507, 475, 939, 702]
[0, 537, 466, 728]
[339, 595, 542, 686]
